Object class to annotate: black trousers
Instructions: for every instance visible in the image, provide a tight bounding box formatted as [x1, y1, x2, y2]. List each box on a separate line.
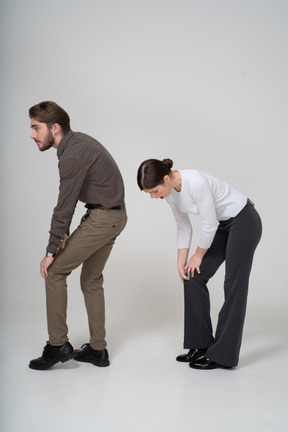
[183, 201, 262, 367]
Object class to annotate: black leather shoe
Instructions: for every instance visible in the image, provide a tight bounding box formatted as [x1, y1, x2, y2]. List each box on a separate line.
[189, 357, 232, 370]
[29, 341, 75, 370]
[74, 343, 110, 367]
[176, 348, 207, 363]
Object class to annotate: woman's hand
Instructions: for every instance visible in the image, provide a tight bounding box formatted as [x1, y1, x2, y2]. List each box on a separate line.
[184, 254, 202, 278]
[178, 263, 190, 282]
[177, 248, 189, 282]
[184, 247, 208, 279]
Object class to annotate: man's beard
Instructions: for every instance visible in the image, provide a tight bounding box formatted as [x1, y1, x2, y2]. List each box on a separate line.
[39, 130, 54, 152]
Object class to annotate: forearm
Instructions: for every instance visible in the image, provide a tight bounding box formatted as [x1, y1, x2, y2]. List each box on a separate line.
[177, 248, 189, 267]
[47, 228, 70, 254]
[47, 213, 74, 253]
[194, 246, 208, 260]
[47, 158, 87, 253]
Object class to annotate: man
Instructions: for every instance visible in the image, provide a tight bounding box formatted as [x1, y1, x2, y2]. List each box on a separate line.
[29, 101, 127, 370]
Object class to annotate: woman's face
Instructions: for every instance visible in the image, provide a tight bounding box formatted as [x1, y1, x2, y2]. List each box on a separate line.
[144, 179, 172, 199]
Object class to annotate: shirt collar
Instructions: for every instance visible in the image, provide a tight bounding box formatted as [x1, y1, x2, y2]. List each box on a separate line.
[57, 129, 74, 158]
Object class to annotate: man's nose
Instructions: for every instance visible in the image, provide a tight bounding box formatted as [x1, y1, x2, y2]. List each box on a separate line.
[31, 131, 36, 139]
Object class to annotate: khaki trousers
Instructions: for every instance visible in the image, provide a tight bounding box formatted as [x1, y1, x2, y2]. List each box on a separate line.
[45, 207, 127, 350]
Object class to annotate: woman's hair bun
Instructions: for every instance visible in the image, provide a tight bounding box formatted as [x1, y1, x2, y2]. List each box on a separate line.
[162, 158, 173, 169]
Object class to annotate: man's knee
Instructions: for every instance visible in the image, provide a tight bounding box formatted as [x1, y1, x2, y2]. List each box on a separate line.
[80, 273, 104, 293]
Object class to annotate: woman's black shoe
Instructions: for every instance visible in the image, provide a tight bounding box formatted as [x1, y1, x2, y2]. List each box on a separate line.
[29, 341, 75, 370]
[74, 343, 110, 367]
[176, 348, 207, 363]
[189, 357, 232, 370]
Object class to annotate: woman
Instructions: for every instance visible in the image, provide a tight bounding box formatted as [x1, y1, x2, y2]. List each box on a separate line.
[137, 159, 262, 370]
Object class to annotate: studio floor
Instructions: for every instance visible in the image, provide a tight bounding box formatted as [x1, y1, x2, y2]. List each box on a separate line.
[1, 310, 287, 432]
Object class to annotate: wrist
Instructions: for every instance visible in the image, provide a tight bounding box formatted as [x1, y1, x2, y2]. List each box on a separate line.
[46, 251, 56, 258]
[195, 247, 208, 258]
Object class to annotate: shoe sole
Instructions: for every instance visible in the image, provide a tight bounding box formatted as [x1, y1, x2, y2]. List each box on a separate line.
[29, 351, 76, 370]
[189, 362, 233, 370]
[189, 364, 233, 370]
[74, 357, 110, 367]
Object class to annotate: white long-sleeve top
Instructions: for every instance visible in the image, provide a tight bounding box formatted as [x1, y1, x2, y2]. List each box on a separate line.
[165, 170, 247, 250]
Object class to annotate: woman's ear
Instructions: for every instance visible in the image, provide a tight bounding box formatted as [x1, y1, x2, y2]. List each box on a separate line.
[164, 175, 170, 184]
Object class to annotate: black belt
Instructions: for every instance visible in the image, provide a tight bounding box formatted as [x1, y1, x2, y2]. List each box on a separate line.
[85, 203, 125, 210]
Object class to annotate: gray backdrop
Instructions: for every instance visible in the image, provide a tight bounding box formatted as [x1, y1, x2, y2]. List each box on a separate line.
[0, 0, 287, 363]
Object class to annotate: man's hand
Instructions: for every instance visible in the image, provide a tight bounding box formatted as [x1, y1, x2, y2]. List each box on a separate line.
[40, 235, 68, 279]
[40, 256, 55, 279]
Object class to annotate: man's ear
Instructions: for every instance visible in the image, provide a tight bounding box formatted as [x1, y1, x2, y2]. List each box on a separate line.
[51, 123, 64, 140]
[51, 123, 61, 134]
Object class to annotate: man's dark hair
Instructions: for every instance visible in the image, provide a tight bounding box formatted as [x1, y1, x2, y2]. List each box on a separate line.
[29, 101, 70, 134]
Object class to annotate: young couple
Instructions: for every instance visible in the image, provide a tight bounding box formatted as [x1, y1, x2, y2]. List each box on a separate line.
[29, 101, 262, 371]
